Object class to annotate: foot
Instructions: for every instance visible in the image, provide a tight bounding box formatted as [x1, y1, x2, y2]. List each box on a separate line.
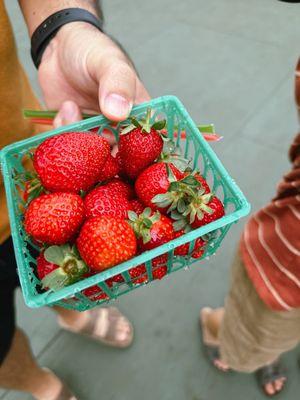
[200, 307, 230, 372]
[256, 362, 287, 396]
[33, 368, 77, 400]
[58, 307, 133, 348]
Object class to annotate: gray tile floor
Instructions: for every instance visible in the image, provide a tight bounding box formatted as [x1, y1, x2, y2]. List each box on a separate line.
[2, 1, 300, 399]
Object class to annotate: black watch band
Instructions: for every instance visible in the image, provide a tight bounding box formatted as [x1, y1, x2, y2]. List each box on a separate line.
[31, 8, 103, 69]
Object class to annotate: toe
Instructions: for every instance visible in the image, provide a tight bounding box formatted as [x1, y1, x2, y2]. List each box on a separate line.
[213, 359, 230, 372]
[265, 382, 275, 396]
[274, 378, 286, 392]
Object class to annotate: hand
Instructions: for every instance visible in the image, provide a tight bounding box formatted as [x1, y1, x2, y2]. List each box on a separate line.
[38, 22, 150, 127]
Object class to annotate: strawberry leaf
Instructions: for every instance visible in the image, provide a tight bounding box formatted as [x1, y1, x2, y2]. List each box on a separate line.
[41, 268, 69, 290]
[120, 124, 136, 135]
[173, 218, 187, 232]
[143, 218, 153, 228]
[44, 246, 65, 266]
[177, 198, 187, 213]
[190, 208, 197, 224]
[143, 207, 152, 218]
[171, 210, 183, 220]
[143, 230, 152, 244]
[128, 211, 138, 222]
[152, 120, 166, 131]
[130, 117, 142, 128]
[181, 175, 201, 187]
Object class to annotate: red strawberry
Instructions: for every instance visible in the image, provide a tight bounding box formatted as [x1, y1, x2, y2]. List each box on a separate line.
[97, 154, 120, 182]
[129, 199, 145, 215]
[128, 265, 147, 284]
[195, 174, 210, 194]
[37, 252, 58, 280]
[36, 245, 88, 291]
[104, 178, 134, 200]
[135, 162, 183, 212]
[129, 254, 168, 284]
[83, 285, 109, 301]
[152, 265, 167, 280]
[77, 216, 137, 272]
[118, 109, 165, 179]
[115, 151, 125, 176]
[128, 208, 175, 252]
[191, 196, 225, 229]
[174, 229, 206, 258]
[24, 192, 85, 245]
[33, 132, 110, 193]
[183, 172, 210, 194]
[84, 185, 130, 219]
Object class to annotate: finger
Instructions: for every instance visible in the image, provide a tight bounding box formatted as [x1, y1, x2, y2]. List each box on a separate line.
[98, 60, 136, 121]
[135, 79, 151, 104]
[53, 101, 82, 128]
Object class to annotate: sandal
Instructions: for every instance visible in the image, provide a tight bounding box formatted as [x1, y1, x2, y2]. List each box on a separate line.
[200, 307, 230, 372]
[58, 307, 134, 348]
[256, 361, 287, 397]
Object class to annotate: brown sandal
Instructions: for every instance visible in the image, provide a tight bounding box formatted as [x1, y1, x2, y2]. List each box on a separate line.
[58, 307, 134, 348]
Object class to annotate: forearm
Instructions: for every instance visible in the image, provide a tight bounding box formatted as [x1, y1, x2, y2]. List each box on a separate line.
[19, 0, 102, 36]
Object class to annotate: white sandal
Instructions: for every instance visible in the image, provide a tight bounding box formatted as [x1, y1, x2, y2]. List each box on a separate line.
[58, 307, 134, 348]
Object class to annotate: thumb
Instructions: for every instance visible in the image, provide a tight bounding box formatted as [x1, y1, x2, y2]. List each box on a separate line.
[53, 101, 82, 128]
[97, 60, 137, 121]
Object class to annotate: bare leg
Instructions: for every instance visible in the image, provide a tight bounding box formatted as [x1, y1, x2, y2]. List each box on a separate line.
[0, 329, 63, 400]
[202, 308, 286, 395]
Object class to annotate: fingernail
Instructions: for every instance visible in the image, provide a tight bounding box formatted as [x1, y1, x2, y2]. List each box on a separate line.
[103, 94, 131, 120]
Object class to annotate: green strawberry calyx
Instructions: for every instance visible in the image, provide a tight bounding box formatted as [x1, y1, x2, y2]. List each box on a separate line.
[120, 108, 166, 136]
[42, 244, 88, 291]
[152, 168, 203, 213]
[158, 148, 191, 172]
[152, 169, 215, 231]
[14, 170, 45, 205]
[128, 207, 160, 244]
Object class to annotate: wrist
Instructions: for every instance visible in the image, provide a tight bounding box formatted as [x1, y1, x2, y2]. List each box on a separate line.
[31, 9, 103, 68]
[20, 1, 100, 36]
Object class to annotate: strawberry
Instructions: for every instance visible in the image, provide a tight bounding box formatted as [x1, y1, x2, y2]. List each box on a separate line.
[115, 151, 126, 177]
[183, 171, 210, 194]
[129, 254, 168, 284]
[33, 132, 110, 193]
[194, 173, 210, 194]
[37, 252, 58, 280]
[36, 245, 88, 291]
[118, 108, 165, 179]
[104, 178, 134, 200]
[128, 208, 175, 252]
[84, 185, 130, 219]
[129, 199, 145, 215]
[24, 192, 84, 245]
[97, 154, 120, 182]
[82, 285, 109, 301]
[77, 216, 137, 271]
[174, 229, 206, 258]
[82, 274, 115, 301]
[190, 196, 225, 229]
[135, 162, 183, 212]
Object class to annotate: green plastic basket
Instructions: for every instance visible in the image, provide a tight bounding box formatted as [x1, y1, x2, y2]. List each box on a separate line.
[0, 96, 250, 310]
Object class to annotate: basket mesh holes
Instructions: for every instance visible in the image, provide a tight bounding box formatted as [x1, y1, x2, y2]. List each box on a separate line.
[214, 184, 225, 203]
[204, 167, 214, 190]
[225, 202, 237, 214]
